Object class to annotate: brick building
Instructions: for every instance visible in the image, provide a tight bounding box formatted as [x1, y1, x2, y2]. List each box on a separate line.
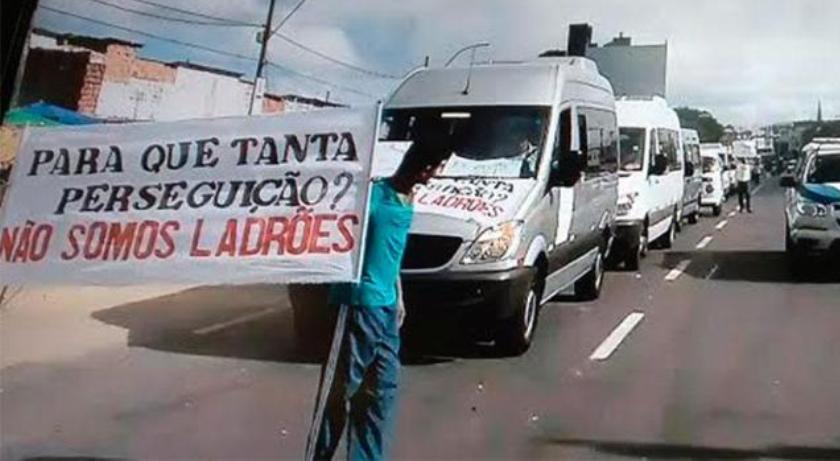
[16, 28, 340, 121]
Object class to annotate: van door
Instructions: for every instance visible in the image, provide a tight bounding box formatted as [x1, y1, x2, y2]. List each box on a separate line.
[646, 128, 667, 233]
[579, 107, 618, 238]
[683, 142, 702, 210]
[569, 108, 602, 248]
[663, 128, 685, 215]
[552, 108, 574, 246]
[545, 107, 599, 294]
[654, 128, 682, 230]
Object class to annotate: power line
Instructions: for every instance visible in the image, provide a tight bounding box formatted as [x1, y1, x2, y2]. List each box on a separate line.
[275, 32, 399, 79]
[269, 0, 308, 37]
[122, 0, 260, 26]
[80, 0, 259, 27]
[40, 5, 378, 100]
[39, 6, 259, 62]
[266, 60, 377, 98]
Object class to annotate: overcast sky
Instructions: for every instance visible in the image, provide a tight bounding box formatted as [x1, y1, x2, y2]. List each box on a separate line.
[33, 0, 840, 126]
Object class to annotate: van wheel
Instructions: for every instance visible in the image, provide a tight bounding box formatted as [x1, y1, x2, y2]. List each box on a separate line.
[576, 250, 605, 301]
[624, 224, 647, 271]
[687, 211, 698, 224]
[496, 273, 541, 356]
[657, 212, 677, 249]
[713, 204, 722, 217]
[688, 199, 700, 224]
[674, 208, 683, 233]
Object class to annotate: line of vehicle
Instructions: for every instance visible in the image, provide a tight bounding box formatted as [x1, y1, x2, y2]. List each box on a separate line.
[664, 260, 691, 281]
[695, 235, 713, 249]
[590, 311, 645, 361]
[193, 308, 279, 335]
[715, 220, 729, 230]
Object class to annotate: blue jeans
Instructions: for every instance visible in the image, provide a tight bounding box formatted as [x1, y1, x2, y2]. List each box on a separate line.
[315, 305, 401, 461]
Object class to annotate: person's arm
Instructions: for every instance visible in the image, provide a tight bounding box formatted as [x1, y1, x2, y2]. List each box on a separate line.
[396, 276, 406, 328]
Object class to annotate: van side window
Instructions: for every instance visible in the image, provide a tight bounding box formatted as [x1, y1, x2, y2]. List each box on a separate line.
[577, 107, 618, 176]
[553, 108, 572, 161]
[602, 112, 619, 173]
[648, 129, 659, 171]
[657, 128, 682, 172]
[577, 114, 588, 155]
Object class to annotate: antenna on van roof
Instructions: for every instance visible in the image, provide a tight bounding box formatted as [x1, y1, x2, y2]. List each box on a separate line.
[443, 42, 490, 95]
[445, 42, 490, 67]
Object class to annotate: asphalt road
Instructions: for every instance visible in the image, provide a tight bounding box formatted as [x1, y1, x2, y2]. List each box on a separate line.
[2, 180, 840, 460]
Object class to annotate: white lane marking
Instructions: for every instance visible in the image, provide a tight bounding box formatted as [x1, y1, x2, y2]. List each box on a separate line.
[193, 307, 278, 335]
[715, 220, 728, 230]
[590, 312, 645, 361]
[727, 210, 737, 218]
[664, 260, 691, 281]
[695, 236, 713, 249]
[705, 264, 719, 280]
[752, 184, 764, 195]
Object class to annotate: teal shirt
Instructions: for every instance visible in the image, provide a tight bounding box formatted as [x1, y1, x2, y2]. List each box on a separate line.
[331, 180, 414, 307]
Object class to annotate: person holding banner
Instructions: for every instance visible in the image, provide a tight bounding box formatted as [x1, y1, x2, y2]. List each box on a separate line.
[312, 124, 452, 461]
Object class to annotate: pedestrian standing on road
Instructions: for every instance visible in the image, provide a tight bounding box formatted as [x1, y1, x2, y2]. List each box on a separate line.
[313, 119, 453, 461]
[736, 158, 753, 213]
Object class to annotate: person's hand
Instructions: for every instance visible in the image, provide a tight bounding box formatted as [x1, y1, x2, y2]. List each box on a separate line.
[397, 296, 406, 328]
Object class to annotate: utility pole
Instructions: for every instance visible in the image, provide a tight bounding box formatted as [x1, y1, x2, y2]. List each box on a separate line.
[248, 0, 278, 115]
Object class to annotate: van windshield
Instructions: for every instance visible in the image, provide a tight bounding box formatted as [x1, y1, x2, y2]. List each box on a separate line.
[807, 155, 840, 183]
[619, 127, 646, 171]
[702, 156, 717, 173]
[380, 106, 549, 179]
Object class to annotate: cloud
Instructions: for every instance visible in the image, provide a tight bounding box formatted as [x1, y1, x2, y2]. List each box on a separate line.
[32, 0, 840, 125]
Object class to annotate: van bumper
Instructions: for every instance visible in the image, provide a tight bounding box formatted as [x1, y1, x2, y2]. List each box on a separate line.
[790, 228, 840, 252]
[401, 267, 535, 321]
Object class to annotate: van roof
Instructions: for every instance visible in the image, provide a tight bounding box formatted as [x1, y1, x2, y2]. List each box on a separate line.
[700, 143, 727, 156]
[615, 96, 680, 129]
[804, 141, 840, 156]
[386, 58, 613, 108]
[681, 128, 700, 144]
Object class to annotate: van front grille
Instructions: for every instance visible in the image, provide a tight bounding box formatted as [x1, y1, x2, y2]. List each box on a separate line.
[401, 234, 463, 270]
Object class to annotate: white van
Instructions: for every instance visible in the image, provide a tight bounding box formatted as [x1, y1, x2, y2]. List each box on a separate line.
[699, 148, 725, 216]
[613, 96, 685, 270]
[374, 59, 619, 354]
[680, 128, 703, 225]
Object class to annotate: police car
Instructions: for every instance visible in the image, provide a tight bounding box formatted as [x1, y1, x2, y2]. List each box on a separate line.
[781, 138, 840, 263]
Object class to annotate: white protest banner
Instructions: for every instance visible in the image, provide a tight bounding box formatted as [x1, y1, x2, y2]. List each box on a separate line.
[0, 107, 377, 285]
[373, 141, 534, 226]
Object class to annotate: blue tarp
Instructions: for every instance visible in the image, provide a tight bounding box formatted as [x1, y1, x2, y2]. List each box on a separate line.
[5, 102, 100, 126]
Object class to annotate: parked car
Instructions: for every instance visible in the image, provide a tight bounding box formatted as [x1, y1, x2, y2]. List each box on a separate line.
[699, 150, 725, 216]
[680, 128, 703, 225]
[781, 138, 840, 265]
[613, 96, 684, 270]
[367, 58, 618, 354]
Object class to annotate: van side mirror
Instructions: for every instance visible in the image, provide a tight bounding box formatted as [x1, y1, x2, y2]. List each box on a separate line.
[685, 161, 695, 177]
[780, 175, 797, 188]
[550, 150, 584, 187]
[650, 154, 668, 176]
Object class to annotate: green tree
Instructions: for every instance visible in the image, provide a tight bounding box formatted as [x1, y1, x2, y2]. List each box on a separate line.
[675, 107, 725, 143]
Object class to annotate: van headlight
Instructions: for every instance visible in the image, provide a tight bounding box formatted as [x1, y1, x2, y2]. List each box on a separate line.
[796, 200, 828, 217]
[462, 220, 523, 264]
